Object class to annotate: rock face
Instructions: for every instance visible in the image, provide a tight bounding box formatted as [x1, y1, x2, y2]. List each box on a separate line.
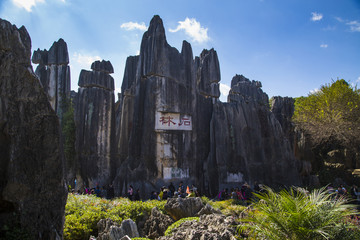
[158, 214, 237, 240]
[207, 75, 300, 195]
[270, 96, 295, 142]
[271, 96, 316, 184]
[143, 207, 174, 239]
[164, 197, 204, 221]
[0, 18, 67, 239]
[115, 15, 300, 196]
[75, 60, 116, 188]
[97, 218, 139, 240]
[32, 38, 71, 120]
[114, 15, 221, 196]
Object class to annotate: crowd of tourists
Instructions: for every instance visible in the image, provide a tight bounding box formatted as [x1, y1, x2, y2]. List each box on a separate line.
[217, 183, 256, 204]
[127, 181, 200, 201]
[327, 184, 360, 204]
[69, 180, 360, 205]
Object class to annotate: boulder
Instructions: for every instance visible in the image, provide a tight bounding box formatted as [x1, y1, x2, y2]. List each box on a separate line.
[158, 214, 237, 240]
[143, 207, 174, 239]
[164, 197, 204, 221]
[0, 18, 67, 239]
[97, 219, 139, 240]
[196, 203, 222, 216]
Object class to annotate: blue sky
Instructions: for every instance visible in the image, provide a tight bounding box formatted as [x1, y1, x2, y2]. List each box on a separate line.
[1, 0, 359, 101]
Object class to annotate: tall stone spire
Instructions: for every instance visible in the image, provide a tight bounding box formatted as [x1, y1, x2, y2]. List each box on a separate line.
[32, 38, 71, 120]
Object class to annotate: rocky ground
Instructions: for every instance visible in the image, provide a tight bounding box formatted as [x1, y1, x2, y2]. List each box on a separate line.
[90, 197, 239, 240]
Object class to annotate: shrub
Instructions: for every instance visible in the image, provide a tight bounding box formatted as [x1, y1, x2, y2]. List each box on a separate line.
[238, 186, 359, 240]
[64, 194, 166, 240]
[208, 199, 246, 217]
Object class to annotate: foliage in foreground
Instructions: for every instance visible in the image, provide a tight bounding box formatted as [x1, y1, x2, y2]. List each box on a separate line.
[164, 217, 199, 236]
[238, 186, 360, 240]
[64, 194, 166, 240]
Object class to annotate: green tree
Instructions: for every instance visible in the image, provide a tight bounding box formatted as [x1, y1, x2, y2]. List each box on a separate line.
[293, 79, 360, 158]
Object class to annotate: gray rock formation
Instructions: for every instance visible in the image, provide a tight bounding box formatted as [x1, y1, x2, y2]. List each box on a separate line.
[207, 75, 300, 195]
[97, 218, 139, 240]
[270, 96, 295, 141]
[0, 18, 67, 239]
[114, 15, 220, 196]
[196, 203, 221, 216]
[114, 15, 300, 197]
[32, 38, 71, 120]
[143, 207, 174, 239]
[164, 197, 204, 221]
[158, 214, 237, 240]
[75, 60, 116, 188]
[270, 96, 317, 185]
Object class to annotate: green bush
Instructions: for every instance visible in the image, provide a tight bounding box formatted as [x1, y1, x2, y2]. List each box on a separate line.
[164, 217, 199, 236]
[64, 194, 166, 240]
[208, 199, 247, 217]
[238, 186, 359, 240]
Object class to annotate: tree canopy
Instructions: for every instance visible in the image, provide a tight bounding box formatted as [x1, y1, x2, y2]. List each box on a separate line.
[293, 79, 360, 151]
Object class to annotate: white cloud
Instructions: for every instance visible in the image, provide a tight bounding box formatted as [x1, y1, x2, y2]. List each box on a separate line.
[357, 76, 360, 83]
[347, 21, 360, 32]
[73, 52, 101, 67]
[120, 22, 147, 31]
[310, 88, 320, 94]
[320, 44, 328, 48]
[219, 83, 231, 101]
[169, 18, 209, 43]
[12, 0, 45, 12]
[335, 17, 344, 23]
[311, 12, 323, 21]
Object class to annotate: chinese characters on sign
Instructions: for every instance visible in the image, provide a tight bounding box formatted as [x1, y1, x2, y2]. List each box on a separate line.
[163, 167, 189, 179]
[155, 112, 192, 131]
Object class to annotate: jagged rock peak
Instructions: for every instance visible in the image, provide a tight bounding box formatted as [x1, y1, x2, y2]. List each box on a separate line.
[181, 40, 193, 60]
[147, 15, 166, 38]
[228, 74, 268, 104]
[91, 60, 114, 74]
[230, 74, 261, 88]
[32, 38, 69, 65]
[0, 18, 31, 65]
[32, 48, 48, 64]
[270, 96, 295, 115]
[0, 18, 67, 239]
[48, 38, 69, 65]
[78, 59, 115, 90]
[198, 48, 221, 83]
